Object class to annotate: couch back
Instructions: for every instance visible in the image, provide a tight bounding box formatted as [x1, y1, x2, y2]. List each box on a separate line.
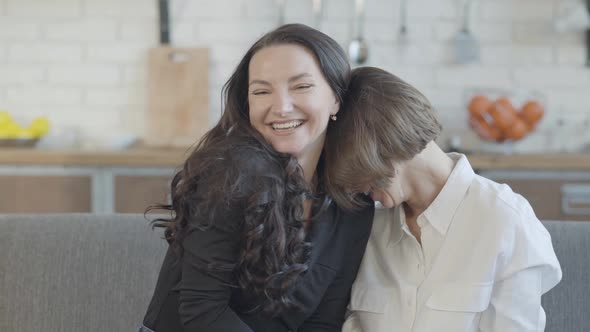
[0, 215, 588, 331]
[542, 221, 590, 332]
[0, 214, 167, 332]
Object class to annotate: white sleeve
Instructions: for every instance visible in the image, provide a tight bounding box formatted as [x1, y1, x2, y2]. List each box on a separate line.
[479, 207, 562, 331]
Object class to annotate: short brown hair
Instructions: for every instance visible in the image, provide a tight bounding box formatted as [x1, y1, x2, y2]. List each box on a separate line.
[325, 66, 442, 210]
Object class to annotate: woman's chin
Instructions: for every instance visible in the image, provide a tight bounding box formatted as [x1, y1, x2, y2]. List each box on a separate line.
[270, 143, 302, 157]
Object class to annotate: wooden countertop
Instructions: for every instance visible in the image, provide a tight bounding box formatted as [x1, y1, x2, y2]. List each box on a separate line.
[0, 147, 190, 167]
[0, 147, 589, 170]
[467, 153, 590, 171]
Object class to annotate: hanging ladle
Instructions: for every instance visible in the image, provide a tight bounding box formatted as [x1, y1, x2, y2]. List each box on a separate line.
[348, 0, 369, 64]
[453, 0, 480, 64]
[276, 0, 286, 26]
[398, 0, 409, 47]
[312, 0, 323, 30]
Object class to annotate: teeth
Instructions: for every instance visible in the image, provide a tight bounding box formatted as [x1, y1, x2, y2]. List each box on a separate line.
[272, 120, 302, 130]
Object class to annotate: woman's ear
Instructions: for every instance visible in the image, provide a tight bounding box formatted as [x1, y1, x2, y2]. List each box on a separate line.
[333, 98, 340, 115]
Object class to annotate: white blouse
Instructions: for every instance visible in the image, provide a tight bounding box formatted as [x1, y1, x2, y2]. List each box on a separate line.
[342, 153, 562, 332]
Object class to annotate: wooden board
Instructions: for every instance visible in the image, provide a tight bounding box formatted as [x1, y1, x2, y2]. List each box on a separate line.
[145, 47, 209, 147]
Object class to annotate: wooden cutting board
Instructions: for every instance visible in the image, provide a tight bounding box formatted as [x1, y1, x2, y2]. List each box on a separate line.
[144, 46, 209, 148]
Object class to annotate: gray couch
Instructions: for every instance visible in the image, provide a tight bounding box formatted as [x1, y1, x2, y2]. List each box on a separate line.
[0, 214, 167, 332]
[0, 215, 588, 332]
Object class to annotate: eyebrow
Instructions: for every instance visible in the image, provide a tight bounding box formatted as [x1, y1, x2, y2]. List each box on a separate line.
[248, 73, 313, 87]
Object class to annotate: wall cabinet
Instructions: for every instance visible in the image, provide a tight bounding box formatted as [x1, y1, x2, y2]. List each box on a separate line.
[0, 175, 92, 213]
[3, 164, 589, 220]
[480, 171, 590, 221]
[114, 175, 171, 213]
[0, 166, 175, 214]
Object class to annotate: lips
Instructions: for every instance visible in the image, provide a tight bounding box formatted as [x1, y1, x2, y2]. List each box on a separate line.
[271, 120, 303, 130]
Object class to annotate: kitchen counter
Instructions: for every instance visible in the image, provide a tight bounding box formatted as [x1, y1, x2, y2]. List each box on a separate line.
[467, 153, 590, 171]
[0, 147, 190, 167]
[0, 147, 589, 170]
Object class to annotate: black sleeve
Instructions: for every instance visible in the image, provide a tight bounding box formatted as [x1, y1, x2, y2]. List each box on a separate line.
[176, 145, 281, 332]
[175, 138, 291, 331]
[178, 224, 254, 332]
[298, 209, 373, 332]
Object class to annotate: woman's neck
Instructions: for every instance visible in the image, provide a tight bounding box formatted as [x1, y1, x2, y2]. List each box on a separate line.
[296, 144, 324, 224]
[403, 142, 455, 218]
[296, 146, 323, 189]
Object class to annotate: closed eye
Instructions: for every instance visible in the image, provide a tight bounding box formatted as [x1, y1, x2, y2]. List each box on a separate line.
[251, 90, 270, 95]
[295, 84, 313, 90]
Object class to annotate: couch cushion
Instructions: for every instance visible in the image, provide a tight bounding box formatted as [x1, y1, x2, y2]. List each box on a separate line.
[542, 221, 590, 332]
[0, 214, 167, 332]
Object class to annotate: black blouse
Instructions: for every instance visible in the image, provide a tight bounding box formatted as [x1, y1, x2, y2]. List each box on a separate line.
[142, 201, 374, 332]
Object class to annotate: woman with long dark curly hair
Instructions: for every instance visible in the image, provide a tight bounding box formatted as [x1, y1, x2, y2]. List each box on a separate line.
[139, 24, 374, 332]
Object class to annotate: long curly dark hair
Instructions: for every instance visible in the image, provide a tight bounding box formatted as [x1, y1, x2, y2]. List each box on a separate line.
[148, 23, 351, 316]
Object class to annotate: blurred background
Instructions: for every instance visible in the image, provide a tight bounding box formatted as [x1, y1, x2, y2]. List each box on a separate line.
[0, 0, 589, 219]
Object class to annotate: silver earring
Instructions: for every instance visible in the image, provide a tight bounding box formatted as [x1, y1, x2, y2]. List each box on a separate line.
[330, 114, 337, 121]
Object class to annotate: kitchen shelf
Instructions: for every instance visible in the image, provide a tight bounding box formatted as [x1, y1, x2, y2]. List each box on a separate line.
[467, 153, 590, 171]
[0, 148, 589, 171]
[0, 147, 189, 167]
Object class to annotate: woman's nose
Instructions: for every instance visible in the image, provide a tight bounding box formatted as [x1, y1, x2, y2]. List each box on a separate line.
[271, 91, 294, 116]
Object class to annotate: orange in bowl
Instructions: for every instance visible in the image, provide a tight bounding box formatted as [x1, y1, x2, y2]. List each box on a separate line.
[504, 118, 529, 141]
[468, 95, 492, 118]
[488, 98, 517, 132]
[495, 97, 517, 115]
[519, 100, 544, 129]
[469, 114, 504, 142]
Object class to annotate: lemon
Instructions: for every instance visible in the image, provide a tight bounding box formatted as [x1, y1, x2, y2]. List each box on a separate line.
[16, 128, 36, 139]
[0, 122, 22, 139]
[0, 111, 12, 124]
[29, 117, 50, 137]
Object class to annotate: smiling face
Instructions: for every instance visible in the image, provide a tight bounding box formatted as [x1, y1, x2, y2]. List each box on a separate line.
[247, 44, 339, 161]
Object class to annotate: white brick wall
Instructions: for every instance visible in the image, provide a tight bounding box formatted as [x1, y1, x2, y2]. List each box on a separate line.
[47, 64, 120, 86]
[0, 20, 39, 40]
[6, 86, 82, 106]
[0, 65, 45, 84]
[5, 0, 81, 18]
[44, 19, 118, 42]
[9, 43, 83, 62]
[0, 0, 588, 152]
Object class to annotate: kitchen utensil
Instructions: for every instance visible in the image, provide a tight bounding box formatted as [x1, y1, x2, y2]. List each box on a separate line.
[348, 0, 369, 64]
[312, 0, 323, 30]
[277, 0, 286, 26]
[453, 0, 479, 64]
[554, 0, 590, 32]
[587, 0, 590, 66]
[553, 0, 590, 65]
[398, 0, 409, 47]
[144, 0, 210, 148]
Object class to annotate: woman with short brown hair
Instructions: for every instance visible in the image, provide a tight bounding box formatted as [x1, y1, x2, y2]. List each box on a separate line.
[327, 67, 562, 332]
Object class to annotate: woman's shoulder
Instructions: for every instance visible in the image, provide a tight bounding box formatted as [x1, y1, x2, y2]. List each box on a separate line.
[334, 200, 375, 238]
[186, 133, 286, 228]
[197, 133, 284, 186]
[217, 133, 283, 175]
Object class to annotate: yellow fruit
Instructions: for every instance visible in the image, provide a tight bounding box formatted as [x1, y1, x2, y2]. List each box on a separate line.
[0, 122, 22, 139]
[16, 128, 36, 139]
[29, 117, 50, 137]
[0, 111, 12, 127]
